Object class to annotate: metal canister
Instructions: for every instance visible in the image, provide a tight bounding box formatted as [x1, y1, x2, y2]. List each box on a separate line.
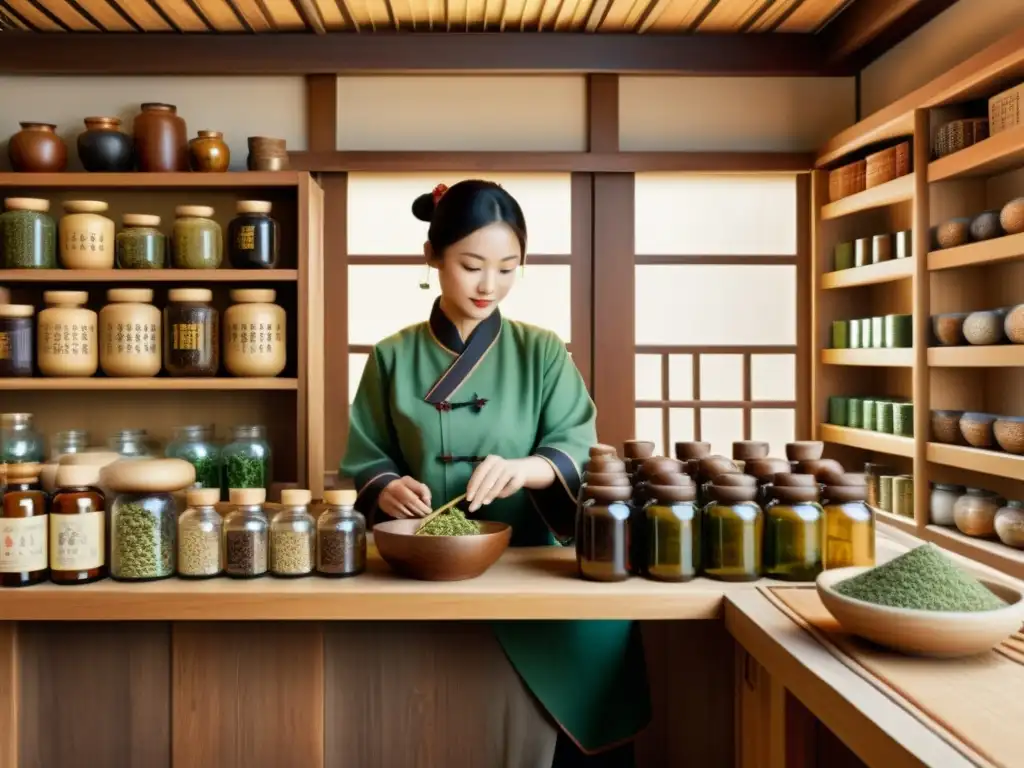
[875, 400, 895, 434]
[864, 462, 894, 509]
[879, 475, 895, 512]
[846, 397, 864, 429]
[893, 475, 914, 518]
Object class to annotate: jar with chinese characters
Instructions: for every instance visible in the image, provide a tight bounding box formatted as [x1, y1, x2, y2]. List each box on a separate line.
[99, 288, 161, 377]
[224, 289, 286, 377]
[37, 291, 98, 377]
[59, 200, 114, 269]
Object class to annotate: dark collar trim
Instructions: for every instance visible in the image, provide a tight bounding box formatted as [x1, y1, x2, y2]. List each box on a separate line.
[424, 299, 502, 405]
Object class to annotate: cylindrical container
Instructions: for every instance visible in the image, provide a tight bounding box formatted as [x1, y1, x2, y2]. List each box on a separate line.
[878, 475, 895, 512]
[884, 314, 913, 348]
[892, 475, 914, 518]
[862, 399, 878, 432]
[77, 116, 134, 172]
[316, 489, 366, 577]
[270, 489, 315, 577]
[853, 238, 871, 267]
[846, 397, 863, 429]
[37, 291, 98, 377]
[116, 214, 166, 269]
[859, 318, 873, 348]
[1, 197, 56, 269]
[0, 462, 48, 587]
[223, 425, 272, 491]
[644, 483, 700, 582]
[576, 485, 632, 582]
[8, 122, 67, 172]
[828, 396, 848, 426]
[177, 487, 223, 579]
[99, 288, 161, 378]
[109, 429, 153, 459]
[763, 485, 823, 582]
[224, 289, 286, 378]
[188, 130, 230, 173]
[893, 403, 914, 437]
[172, 206, 222, 270]
[59, 200, 115, 269]
[870, 317, 884, 348]
[702, 482, 762, 582]
[247, 136, 288, 171]
[929, 483, 963, 526]
[822, 484, 875, 569]
[50, 464, 106, 585]
[164, 288, 219, 376]
[133, 103, 188, 173]
[229, 201, 280, 269]
[0, 304, 34, 377]
[875, 401, 894, 434]
[831, 320, 849, 349]
[994, 500, 1024, 549]
[953, 488, 1001, 538]
[872, 233, 893, 263]
[849, 319, 862, 349]
[51, 429, 89, 460]
[1, 413, 44, 464]
[223, 488, 269, 579]
[164, 425, 222, 493]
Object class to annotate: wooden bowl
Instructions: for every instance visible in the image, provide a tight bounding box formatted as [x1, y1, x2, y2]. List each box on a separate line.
[785, 441, 824, 461]
[373, 519, 512, 581]
[817, 567, 1024, 658]
[931, 312, 968, 346]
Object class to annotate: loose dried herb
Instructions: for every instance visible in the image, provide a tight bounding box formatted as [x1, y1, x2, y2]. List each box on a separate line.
[225, 529, 267, 577]
[113, 501, 174, 579]
[419, 508, 481, 537]
[226, 453, 267, 489]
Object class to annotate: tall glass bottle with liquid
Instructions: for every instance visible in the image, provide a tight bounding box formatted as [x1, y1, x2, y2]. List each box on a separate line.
[763, 484, 824, 581]
[822, 483, 875, 570]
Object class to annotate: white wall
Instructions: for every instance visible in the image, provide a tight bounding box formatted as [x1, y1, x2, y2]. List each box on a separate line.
[861, 0, 1024, 116]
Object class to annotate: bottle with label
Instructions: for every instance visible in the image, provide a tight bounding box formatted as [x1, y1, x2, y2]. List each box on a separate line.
[50, 464, 106, 585]
[0, 304, 34, 378]
[59, 200, 115, 269]
[164, 288, 219, 377]
[223, 289, 287, 378]
[1, 462, 49, 587]
[228, 200, 280, 268]
[99, 288, 162, 377]
[316, 489, 366, 577]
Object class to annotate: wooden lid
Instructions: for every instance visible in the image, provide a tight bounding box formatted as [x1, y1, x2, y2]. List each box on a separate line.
[43, 290, 89, 306]
[236, 200, 273, 214]
[648, 471, 693, 487]
[104, 458, 196, 493]
[744, 457, 791, 481]
[586, 456, 626, 474]
[698, 456, 738, 481]
[60, 451, 121, 468]
[0, 304, 34, 318]
[589, 444, 618, 459]
[674, 441, 711, 460]
[230, 289, 276, 304]
[281, 489, 312, 506]
[5, 197, 49, 212]
[197, 130, 223, 139]
[638, 456, 684, 478]
[229, 488, 267, 505]
[56, 463, 101, 488]
[732, 441, 769, 461]
[581, 485, 633, 504]
[799, 459, 846, 478]
[175, 205, 215, 218]
[63, 200, 109, 214]
[714, 473, 757, 488]
[324, 489, 357, 506]
[5, 462, 41, 483]
[773, 473, 818, 488]
[772, 485, 820, 504]
[84, 116, 121, 126]
[623, 439, 655, 459]
[709, 484, 758, 504]
[824, 486, 868, 503]
[582, 472, 630, 487]
[107, 288, 154, 303]
[123, 213, 161, 227]
[186, 488, 221, 507]
[168, 288, 214, 303]
[647, 484, 697, 503]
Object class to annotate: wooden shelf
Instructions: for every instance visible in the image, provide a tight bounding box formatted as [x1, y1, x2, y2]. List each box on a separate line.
[927, 232, 1024, 272]
[819, 175, 915, 221]
[819, 424, 915, 458]
[927, 442, 1024, 481]
[929, 123, 1024, 182]
[0, 269, 298, 282]
[821, 348, 914, 367]
[821, 259, 914, 289]
[0, 378, 298, 391]
[923, 525, 1024, 582]
[0, 172, 302, 189]
[873, 507, 918, 535]
[928, 345, 1024, 367]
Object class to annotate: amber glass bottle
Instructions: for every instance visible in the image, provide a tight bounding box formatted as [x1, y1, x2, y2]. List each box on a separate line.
[0, 462, 48, 587]
[764, 485, 824, 582]
[644, 482, 700, 582]
[702, 481, 762, 582]
[576, 485, 632, 582]
[822, 484, 875, 570]
[50, 464, 106, 585]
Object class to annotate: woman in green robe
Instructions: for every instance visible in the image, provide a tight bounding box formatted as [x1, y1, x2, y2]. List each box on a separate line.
[341, 180, 650, 768]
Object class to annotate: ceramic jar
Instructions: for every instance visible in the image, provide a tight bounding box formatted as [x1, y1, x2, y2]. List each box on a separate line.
[994, 500, 1024, 549]
[1, 198, 56, 269]
[229, 201, 280, 268]
[116, 214, 166, 269]
[172, 206, 222, 269]
[188, 130, 230, 172]
[224, 289, 286, 377]
[99, 288, 161, 378]
[247, 136, 288, 171]
[929, 483, 963, 526]
[77, 117, 134, 172]
[0, 304, 34, 377]
[60, 200, 115, 269]
[953, 488, 1001, 538]
[37, 291, 98, 377]
[133, 103, 188, 172]
[8, 122, 67, 172]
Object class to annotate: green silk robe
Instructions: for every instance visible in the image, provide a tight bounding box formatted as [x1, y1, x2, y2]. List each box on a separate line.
[341, 298, 650, 756]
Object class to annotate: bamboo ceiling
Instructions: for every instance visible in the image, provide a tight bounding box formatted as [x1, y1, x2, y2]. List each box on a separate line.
[0, 0, 853, 33]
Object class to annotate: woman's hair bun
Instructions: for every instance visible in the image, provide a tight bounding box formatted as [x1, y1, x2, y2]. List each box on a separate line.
[411, 193, 435, 222]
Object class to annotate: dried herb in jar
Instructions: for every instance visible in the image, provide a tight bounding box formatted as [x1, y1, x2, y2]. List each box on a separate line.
[270, 530, 313, 576]
[419, 508, 481, 537]
[179, 528, 221, 577]
[164, 288, 219, 377]
[226, 454, 267, 489]
[225, 529, 267, 577]
[113, 501, 174, 579]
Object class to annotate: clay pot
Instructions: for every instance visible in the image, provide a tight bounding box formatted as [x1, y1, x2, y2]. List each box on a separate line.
[994, 417, 1024, 455]
[931, 312, 968, 346]
[970, 210, 1004, 242]
[963, 310, 1006, 346]
[1000, 198, 1024, 235]
[8, 122, 67, 172]
[189, 130, 231, 172]
[133, 103, 188, 172]
[77, 117, 133, 172]
[247, 136, 288, 171]
[931, 409, 966, 444]
[959, 412, 997, 449]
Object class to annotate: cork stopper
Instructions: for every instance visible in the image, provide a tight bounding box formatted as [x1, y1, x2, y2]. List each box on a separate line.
[281, 489, 312, 506]
[123, 214, 161, 227]
[63, 200, 109, 214]
[236, 200, 272, 214]
[229, 488, 267, 506]
[44, 290, 89, 307]
[0, 304, 34, 318]
[589, 444, 618, 459]
[5, 462, 41, 483]
[168, 288, 214, 303]
[186, 488, 222, 507]
[5, 198, 49, 213]
[175, 205, 215, 218]
[323, 489, 357, 506]
[229, 289, 276, 304]
[55, 463, 101, 489]
[107, 288, 154, 303]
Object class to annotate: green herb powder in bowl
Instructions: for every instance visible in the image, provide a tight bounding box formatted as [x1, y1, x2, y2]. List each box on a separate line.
[419, 508, 481, 537]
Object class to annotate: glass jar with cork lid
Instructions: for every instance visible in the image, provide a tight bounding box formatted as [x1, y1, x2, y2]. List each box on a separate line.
[763, 480, 824, 581]
[576, 485, 633, 582]
[702, 477, 763, 582]
[116, 214, 166, 269]
[270, 489, 315, 577]
[229, 200, 280, 269]
[643, 481, 700, 582]
[50, 463, 106, 585]
[223, 488, 268, 578]
[59, 200, 115, 269]
[1, 197, 56, 269]
[177, 487, 223, 579]
[1, 462, 49, 587]
[0, 304, 34, 377]
[172, 205, 222, 269]
[37, 291, 98, 377]
[164, 288, 219, 376]
[223, 425, 271, 491]
[316, 489, 366, 577]
[99, 288, 161, 377]
[822, 480, 875, 569]
[224, 289, 286, 377]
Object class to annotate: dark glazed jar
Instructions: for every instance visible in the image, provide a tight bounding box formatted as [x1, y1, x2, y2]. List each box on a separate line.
[50, 464, 106, 585]
[576, 485, 632, 582]
[0, 462, 49, 588]
[644, 483, 701, 582]
[164, 288, 219, 377]
[764, 484, 824, 582]
[1, 197, 56, 269]
[77, 117, 134, 172]
[703, 482, 762, 582]
[188, 130, 231, 173]
[133, 103, 188, 173]
[0, 304, 34, 378]
[8, 122, 67, 173]
[229, 200, 280, 269]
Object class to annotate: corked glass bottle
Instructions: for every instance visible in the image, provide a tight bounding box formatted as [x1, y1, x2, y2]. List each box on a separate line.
[643, 481, 700, 582]
[763, 483, 824, 581]
[822, 483, 875, 570]
[0, 462, 48, 587]
[177, 488, 223, 579]
[50, 464, 106, 585]
[223, 488, 268, 579]
[270, 489, 315, 578]
[316, 489, 366, 577]
[576, 484, 632, 582]
[702, 477, 762, 582]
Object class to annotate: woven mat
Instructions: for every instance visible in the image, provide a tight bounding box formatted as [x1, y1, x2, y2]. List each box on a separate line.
[761, 585, 1024, 768]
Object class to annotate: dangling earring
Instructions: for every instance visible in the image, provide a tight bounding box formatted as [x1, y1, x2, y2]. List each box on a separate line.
[419, 264, 431, 290]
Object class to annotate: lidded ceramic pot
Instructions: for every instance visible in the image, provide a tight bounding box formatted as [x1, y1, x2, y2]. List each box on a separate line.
[8, 122, 67, 173]
[172, 205, 222, 270]
[133, 103, 188, 172]
[37, 291, 98, 377]
[117, 214, 166, 269]
[188, 130, 230, 172]
[60, 200, 115, 269]
[77, 117, 134, 172]
[1, 198, 56, 269]
[99, 288, 161, 378]
[229, 200, 280, 269]
[224, 289, 286, 377]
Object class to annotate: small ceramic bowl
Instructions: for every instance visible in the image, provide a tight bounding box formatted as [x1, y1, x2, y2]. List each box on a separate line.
[934, 217, 972, 249]
[931, 312, 968, 346]
[817, 566, 1024, 658]
[374, 519, 512, 581]
[960, 412, 998, 449]
[963, 310, 1007, 346]
[785, 441, 824, 462]
[1001, 197, 1024, 235]
[994, 416, 1024, 455]
[1005, 304, 1024, 344]
[970, 209, 1005, 242]
[931, 409, 965, 444]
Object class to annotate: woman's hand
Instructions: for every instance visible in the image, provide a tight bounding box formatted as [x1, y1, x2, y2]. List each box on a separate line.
[378, 476, 432, 518]
[466, 456, 554, 512]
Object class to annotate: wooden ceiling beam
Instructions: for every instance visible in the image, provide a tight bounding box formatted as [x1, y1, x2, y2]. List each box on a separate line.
[0, 30, 844, 75]
[821, 0, 961, 70]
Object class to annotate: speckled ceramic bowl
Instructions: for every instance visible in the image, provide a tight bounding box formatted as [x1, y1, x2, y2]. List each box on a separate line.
[931, 312, 968, 346]
[963, 310, 1007, 346]
[960, 412, 998, 449]
[994, 416, 1024, 455]
[931, 409, 965, 444]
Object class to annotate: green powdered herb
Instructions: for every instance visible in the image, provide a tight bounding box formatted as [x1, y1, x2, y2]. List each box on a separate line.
[419, 508, 481, 537]
[833, 544, 1006, 612]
